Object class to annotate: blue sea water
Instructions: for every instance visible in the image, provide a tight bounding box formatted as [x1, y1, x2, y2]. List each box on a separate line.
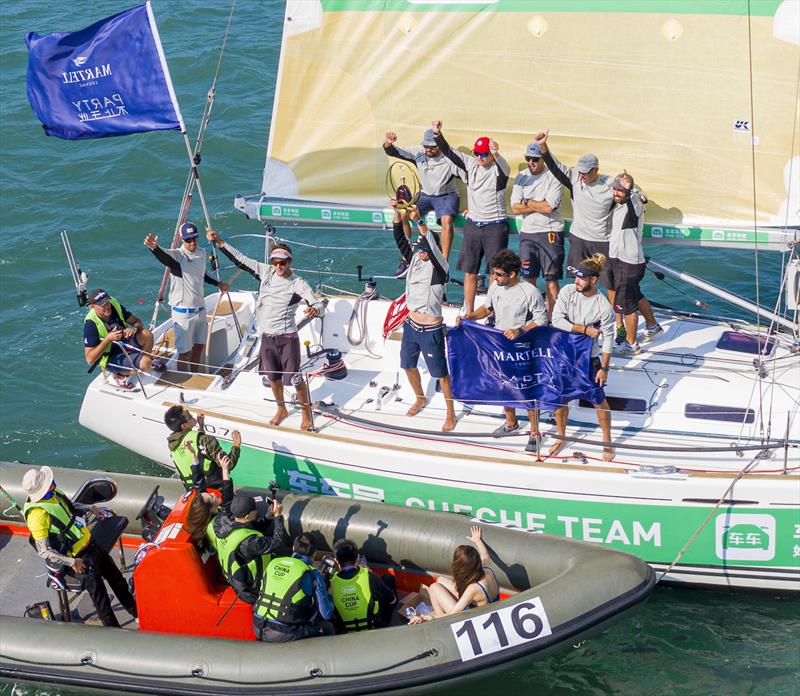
[0, 2, 797, 694]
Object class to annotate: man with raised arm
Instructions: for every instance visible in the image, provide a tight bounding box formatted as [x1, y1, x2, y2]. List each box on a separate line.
[510, 142, 565, 317]
[144, 222, 228, 373]
[432, 120, 511, 315]
[383, 127, 462, 262]
[392, 200, 456, 432]
[608, 171, 663, 354]
[535, 131, 615, 295]
[550, 254, 616, 462]
[83, 287, 158, 390]
[206, 229, 326, 431]
[458, 249, 547, 453]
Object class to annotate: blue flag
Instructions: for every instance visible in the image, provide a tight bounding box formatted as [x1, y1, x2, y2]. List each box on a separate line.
[446, 321, 605, 409]
[25, 2, 184, 140]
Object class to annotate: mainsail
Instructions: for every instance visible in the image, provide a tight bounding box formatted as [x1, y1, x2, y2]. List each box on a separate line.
[237, 0, 800, 250]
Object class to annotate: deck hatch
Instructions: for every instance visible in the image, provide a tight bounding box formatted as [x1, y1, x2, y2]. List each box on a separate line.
[716, 331, 775, 355]
[578, 396, 648, 413]
[685, 403, 755, 424]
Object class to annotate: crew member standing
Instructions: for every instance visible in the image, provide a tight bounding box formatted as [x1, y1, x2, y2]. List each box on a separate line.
[384, 127, 462, 261]
[459, 249, 547, 452]
[144, 222, 228, 373]
[510, 142, 565, 317]
[206, 229, 326, 431]
[608, 171, 663, 354]
[535, 131, 615, 293]
[550, 254, 616, 461]
[22, 465, 137, 627]
[393, 202, 457, 432]
[433, 120, 510, 315]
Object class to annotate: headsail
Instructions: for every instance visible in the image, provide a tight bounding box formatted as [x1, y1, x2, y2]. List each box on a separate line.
[237, 0, 800, 250]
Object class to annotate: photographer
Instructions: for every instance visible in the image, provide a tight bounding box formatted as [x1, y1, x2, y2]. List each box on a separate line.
[329, 538, 397, 633]
[207, 457, 289, 603]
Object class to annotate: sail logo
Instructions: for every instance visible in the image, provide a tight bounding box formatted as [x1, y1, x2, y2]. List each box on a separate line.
[715, 513, 775, 561]
[733, 119, 751, 132]
[72, 56, 89, 67]
[61, 63, 112, 85]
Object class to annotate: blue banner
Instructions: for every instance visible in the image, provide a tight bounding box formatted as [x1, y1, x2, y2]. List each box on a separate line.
[446, 321, 605, 409]
[25, 2, 184, 140]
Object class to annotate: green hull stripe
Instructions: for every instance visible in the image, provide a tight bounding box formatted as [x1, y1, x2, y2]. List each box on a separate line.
[229, 446, 800, 572]
[256, 202, 792, 248]
[320, 1, 780, 18]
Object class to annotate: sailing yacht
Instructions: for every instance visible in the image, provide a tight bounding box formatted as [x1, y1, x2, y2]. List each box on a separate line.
[80, 0, 799, 593]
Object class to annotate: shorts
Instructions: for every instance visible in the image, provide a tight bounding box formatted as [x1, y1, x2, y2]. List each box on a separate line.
[260, 332, 301, 386]
[457, 219, 509, 275]
[567, 237, 613, 289]
[254, 617, 334, 643]
[417, 192, 459, 223]
[610, 259, 646, 314]
[105, 336, 145, 374]
[519, 233, 565, 282]
[400, 320, 448, 378]
[171, 308, 207, 354]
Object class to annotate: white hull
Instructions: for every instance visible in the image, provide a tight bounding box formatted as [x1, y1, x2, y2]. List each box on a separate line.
[80, 291, 800, 594]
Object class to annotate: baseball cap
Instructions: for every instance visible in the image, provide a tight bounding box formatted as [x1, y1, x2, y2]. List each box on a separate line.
[421, 129, 437, 147]
[22, 466, 54, 502]
[525, 143, 542, 158]
[576, 154, 599, 174]
[179, 222, 199, 240]
[473, 137, 491, 155]
[230, 492, 256, 518]
[89, 288, 111, 306]
[611, 178, 629, 192]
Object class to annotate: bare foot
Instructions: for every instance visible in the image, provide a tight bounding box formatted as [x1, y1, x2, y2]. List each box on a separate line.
[269, 406, 289, 426]
[602, 448, 614, 462]
[547, 440, 565, 458]
[406, 398, 428, 417]
[442, 414, 456, 432]
[300, 418, 315, 432]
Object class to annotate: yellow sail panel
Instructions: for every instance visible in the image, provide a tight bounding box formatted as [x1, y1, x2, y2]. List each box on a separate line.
[265, 1, 799, 229]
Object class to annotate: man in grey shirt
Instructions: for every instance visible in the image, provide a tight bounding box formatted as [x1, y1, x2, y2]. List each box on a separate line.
[609, 172, 662, 354]
[510, 142, 564, 317]
[535, 131, 615, 291]
[207, 229, 325, 431]
[144, 222, 228, 372]
[550, 254, 615, 461]
[383, 128, 461, 260]
[459, 249, 547, 453]
[433, 120, 511, 315]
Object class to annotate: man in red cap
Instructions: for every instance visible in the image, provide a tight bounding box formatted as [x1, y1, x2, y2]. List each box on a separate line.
[431, 120, 511, 314]
[144, 222, 229, 372]
[206, 229, 326, 431]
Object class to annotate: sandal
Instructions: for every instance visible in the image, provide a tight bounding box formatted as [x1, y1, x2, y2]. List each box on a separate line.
[151, 359, 167, 373]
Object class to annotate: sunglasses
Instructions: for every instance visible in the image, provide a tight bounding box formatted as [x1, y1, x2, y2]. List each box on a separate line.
[491, 270, 508, 278]
[474, 152, 491, 159]
[525, 156, 541, 163]
[271, 259, 289, 266]
[183, 237, 199, 243]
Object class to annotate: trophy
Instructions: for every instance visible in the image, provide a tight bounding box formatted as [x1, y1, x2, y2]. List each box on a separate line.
[385, 161, 421, 212]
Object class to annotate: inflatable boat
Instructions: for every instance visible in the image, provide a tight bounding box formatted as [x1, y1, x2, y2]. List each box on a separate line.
[0, 461, 654, 694]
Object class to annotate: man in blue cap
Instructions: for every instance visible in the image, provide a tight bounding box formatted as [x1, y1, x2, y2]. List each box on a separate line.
[144, 222, 228, 372]
[510, 142, 565, 317]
